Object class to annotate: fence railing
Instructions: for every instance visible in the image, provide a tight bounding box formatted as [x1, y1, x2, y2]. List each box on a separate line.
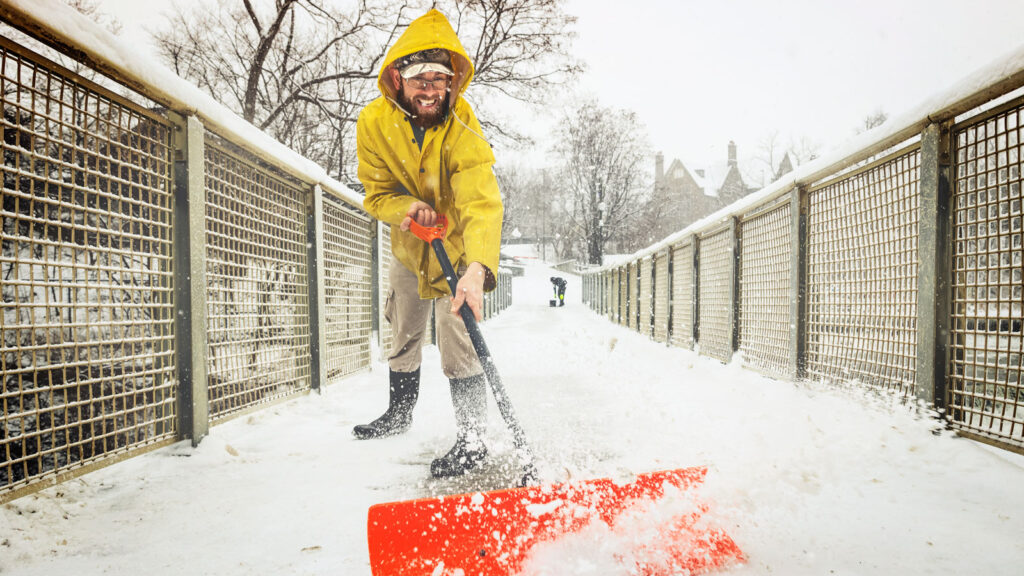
[582, 46, 1024, 456]
[0, 4, 512, 502]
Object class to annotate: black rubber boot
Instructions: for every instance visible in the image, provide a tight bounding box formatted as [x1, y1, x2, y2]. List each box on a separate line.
[352, 368, 420, 439]
[431, 374, 488, 478]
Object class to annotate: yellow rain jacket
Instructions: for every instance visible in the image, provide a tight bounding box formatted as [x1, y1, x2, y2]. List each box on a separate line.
[358, 9, 503, 299]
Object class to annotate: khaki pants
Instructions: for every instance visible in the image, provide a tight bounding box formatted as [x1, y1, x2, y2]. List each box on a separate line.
[385, 256, 483, 379]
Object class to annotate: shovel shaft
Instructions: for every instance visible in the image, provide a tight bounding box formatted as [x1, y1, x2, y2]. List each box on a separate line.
[429, 238, 537, 478]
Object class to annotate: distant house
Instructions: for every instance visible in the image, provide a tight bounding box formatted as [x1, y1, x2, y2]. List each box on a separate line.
[648, 141, 757, 241]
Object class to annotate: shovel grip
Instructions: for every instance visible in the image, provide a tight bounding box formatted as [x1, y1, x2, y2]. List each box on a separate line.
[407, 214, 448, 244]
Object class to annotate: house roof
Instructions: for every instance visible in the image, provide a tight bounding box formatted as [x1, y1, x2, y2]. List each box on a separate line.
[663, 157, 740, 198]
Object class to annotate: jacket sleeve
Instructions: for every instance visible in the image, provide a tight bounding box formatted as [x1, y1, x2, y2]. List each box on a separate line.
[447, 104, 504, 283]
[358, 109, 415, 226]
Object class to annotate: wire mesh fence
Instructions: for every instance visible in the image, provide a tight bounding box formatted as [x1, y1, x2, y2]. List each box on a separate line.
[377, 222, 394, 361]
[739, 202, 793, 379]
[629, 262, 639, 332]
[949, 102, 1024, 445]
[639, 256, 653, 338]
[202, 139, 312, 422]
[583, 147, 928, 430]
[697, 227, 735, 362]
[322, 195, 373, 381]
[1, 38, 177, 493]
[653, 250, 670, 343]
[670, 242, 694, 350]
[805, 148, 920, 394]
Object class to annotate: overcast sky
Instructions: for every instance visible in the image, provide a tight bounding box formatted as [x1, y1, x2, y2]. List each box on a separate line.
[96, 0, 1024, 180]
[562, 0, 1024, 178]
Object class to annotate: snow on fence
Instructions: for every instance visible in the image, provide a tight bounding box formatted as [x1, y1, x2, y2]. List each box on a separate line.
[0, 4, 513, 502]
[581, 47, 1024, 456]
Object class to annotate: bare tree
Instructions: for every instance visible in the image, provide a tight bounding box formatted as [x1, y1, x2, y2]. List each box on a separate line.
[495, 162, 531, 241]
[440, 0, 582, 144]
[750, 129, 783, 188]
[495, 163, 566, 258]
[553, 100, 651, 265]
[152, 0, 580, 180]
[154, 0, 413, 181]
[788, 134, 819, 164]
[747, 130, 822, 187]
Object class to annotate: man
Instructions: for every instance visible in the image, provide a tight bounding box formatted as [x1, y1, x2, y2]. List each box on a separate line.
[354, 9, 503, 479]
[550, 276, 567, 307]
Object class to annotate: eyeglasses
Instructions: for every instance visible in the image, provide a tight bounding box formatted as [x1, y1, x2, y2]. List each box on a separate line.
[404, 76, 450, 91]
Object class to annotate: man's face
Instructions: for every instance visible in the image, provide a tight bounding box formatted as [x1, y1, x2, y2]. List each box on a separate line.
[398, 72, 451, 127]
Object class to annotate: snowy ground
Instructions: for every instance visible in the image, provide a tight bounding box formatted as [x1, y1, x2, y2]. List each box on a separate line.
[3, 258, 1024, 576]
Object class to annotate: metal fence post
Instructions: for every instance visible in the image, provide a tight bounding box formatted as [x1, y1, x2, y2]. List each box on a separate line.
[370, 219, 380, 342]
[917, 122, 953, 406]
[790, 186, 809, 379]
[170, 112, 209, 447]
[307, 185, 328, 392]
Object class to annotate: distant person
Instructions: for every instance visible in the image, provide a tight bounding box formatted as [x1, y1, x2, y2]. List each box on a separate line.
[550, 276, 567, 306]
[354, 9, 503, 479]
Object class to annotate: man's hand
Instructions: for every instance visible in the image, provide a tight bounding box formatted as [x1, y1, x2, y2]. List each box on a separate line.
[400, 201, 438, 231]
[450, 262, 486, 321]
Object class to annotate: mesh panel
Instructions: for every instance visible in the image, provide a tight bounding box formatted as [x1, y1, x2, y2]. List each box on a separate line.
[698, 229, 734, 361]
[670, 242, 694, 349]
[322, 196, 372, 381]
[378, 223, 393, 361]
[607, 271, 616, 321]
[608, 269, 616, 323]
[739, 204, 793, 378]
[653, 251, 670, 343]
[585, 274, 592, 308]
[589, 274, 596, 311]
[629, 263, 640, 331]
[619, 267, 628, 326]
[950, 105, 1024, 445]
[203, 140, 310, 420]
[1, 41, 176, 494]
[639, 257, 653, 337]
[805, 149, 920, 393]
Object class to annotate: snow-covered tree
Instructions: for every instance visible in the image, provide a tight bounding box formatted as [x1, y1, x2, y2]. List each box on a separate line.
[553, 100, 651, 265]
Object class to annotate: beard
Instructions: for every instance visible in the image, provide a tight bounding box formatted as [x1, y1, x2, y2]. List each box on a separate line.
[397, 88, 449, 129]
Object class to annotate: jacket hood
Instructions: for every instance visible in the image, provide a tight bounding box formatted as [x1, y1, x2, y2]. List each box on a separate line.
[378, 9, 474, 108]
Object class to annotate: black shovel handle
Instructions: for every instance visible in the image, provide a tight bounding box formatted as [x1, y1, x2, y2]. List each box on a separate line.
[427, 238, 538, 483]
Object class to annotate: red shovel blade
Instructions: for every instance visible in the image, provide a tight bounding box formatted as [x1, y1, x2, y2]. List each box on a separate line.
[367, 467, 743, 575]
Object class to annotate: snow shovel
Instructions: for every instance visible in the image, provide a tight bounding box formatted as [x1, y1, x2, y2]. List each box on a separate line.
[407, 215, 540, 486]
[367, 467, 744, 575]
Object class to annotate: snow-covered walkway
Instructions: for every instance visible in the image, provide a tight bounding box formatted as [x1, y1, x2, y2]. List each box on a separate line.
[3, 259, 1024, 576]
